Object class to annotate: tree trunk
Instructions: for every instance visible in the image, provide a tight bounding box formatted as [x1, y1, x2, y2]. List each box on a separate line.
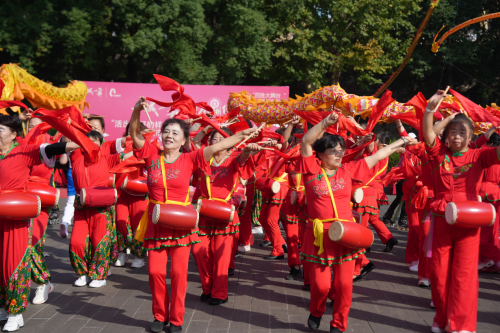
[305, 79, 314, 93]
[330, 67, 341, 85]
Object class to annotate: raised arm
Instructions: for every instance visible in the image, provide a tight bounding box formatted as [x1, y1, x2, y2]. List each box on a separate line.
[192, 125, 211, 150]
[364, 137, 418, 169]
[203, 128, 256, 162]
[130, 97, 147, 149]
[282, 115, 300, 151]
[301, 113, 339, 157]
[423, 90, 448, 145]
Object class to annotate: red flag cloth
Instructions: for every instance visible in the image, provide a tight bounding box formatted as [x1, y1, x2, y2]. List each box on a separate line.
[198, 113, 229, 138]
[228, 117, 250, 134]
[403, 92, 428, 139]
[379, 166, 405, 186]
[109, 156, 145, 174]
[146, 75, 184, 108]
[411, 181, 428, 210]
[212, 107, 241, 124]
[23, 122, 52, 145]
[341, 135, 376, 163]
[247, 128, 284, 144]
[32, 106, 100, 166]
[0, 100, 29, 111]
[450, 89, 500, 126]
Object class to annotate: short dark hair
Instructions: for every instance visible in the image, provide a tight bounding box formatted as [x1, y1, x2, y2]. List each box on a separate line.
[376, 132, 390, 145]
[488, 132, 500, 147]
[0, 115, 22, 137]
[289, 127, 303, 143]
[123, 122, 147, 137]
[209, 128, 233, 142]
[442, 113, 473, 143]
[160, 118, 189, 139]
[88, 115, 105, 130]
[312, 134, 345, 154]
[86, 130, 104, 144]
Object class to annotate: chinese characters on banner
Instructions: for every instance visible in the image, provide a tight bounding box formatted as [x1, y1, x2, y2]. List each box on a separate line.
[84, 82, 289, 140]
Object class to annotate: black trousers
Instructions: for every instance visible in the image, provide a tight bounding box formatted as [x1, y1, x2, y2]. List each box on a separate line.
[384, 180, 407, 220]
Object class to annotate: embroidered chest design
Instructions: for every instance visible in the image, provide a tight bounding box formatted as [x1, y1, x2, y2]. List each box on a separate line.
[451, 163, 473, 179]
[313, 177, 345, 197]
[148, 168, 180, 185]
[209, 166, 230, 182]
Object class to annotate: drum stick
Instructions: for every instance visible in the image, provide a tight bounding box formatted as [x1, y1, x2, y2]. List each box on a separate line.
[260, 147, 274, 151]
[432, 86, 450, 112]
[192, 117, 202, 122]
[281, 119, 293, 126]
[234, 122, 266, 149]
[142, 104, 153, 125]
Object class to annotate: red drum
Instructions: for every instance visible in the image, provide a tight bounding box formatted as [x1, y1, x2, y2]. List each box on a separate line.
[235, 183, 246, 197]
[0, 192, 41, 219]
[107, 174, 116, 188]
[196, 198, 235, 223]
[352, 210, 361, 224]
[445, 201, 495, 228]
[80, 187, 118, 208]
[152, 204, 199, 230]
[255, 177, 280, 194]
[328, 221, 374, 249]
[291, 190, 305, 206]
[121, 176, 148, 195]
[25, 183, 60, 207]
[231, 193, 247, 216]
[351, 187, 364, 204]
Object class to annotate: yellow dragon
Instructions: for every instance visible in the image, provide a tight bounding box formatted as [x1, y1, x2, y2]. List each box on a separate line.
[0, 63, 88, 113]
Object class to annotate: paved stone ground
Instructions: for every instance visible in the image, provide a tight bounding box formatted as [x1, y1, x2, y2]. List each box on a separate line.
[14, 197, 500, 333]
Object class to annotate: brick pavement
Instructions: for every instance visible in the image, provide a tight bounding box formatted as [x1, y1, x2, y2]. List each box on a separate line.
[15, 200, 500, 333]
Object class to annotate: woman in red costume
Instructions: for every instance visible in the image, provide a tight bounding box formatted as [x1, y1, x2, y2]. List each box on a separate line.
[299, 113, 417, 333]
[193, 128, 260, 305]
[0, 115, 79, 332]
[422, 91, 500, 333]
[130, 97, 256, 333]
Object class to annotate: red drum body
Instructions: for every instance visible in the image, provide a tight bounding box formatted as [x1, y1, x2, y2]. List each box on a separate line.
[352, 210, 361, 224]
[107, 174, 116, 188]
[328, 221, 374, 249]
[0, 192, 41, 219]
[235, 184, 246, 197]
[255, 177, 280, 194]
[25, 183, 60, 207]
[351, 187, 364, 204]
[80, 187, 118, 208]
[291, 190, 305, 206]
[445, 201, 495, 228]
[121, 177, 148, 195]
[231, 193, 247, 216]
[152, 204, 199, 230]
[197, 198, 235, 223]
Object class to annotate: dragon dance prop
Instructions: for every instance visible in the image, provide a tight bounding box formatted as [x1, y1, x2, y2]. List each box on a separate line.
[432, 12, 500, 53]
[373, 0, 440, 97]
[0, 63, 88, 113]
[229, 84, 500, 135]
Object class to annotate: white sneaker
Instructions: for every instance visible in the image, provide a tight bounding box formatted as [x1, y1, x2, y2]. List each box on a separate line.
[107, 267, 112, 277]
[60, 223, 68, 238]
[418, 278, 430, 287]
[0, 308, 8, 321]
[409, 261, 419, 272]
[114, 253, 128, 267]
[32, 282, 53, 305]
[430, 323, 443, 332]
[430, 301, 435, 308]
[131, 258, 145, 268]
[74, 275, 91, 287]
[478, 259, 494, 270]
[126, 248, 131, 254]
[252, 226, 263, 234]
[2, 314, 24, 332]
[89, 279, 106, 288]
[238, 244, 251, 253]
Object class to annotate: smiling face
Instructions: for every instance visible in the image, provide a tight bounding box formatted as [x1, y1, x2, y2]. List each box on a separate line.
[210, 132, 224, 146]
[447, 122, 471, 151]
[89, 119, 104, 134]
[161, 123, 186, 150]
[318, 143, 345, 169]
[0, 125, 17, 148]
[28, 118, 43, 133]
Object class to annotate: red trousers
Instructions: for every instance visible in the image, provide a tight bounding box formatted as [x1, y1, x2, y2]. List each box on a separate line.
[362, 213, 393, 244]
[430, 215, 479, 332]
[479, 201, 500, 263]
[418, 207, 431, 279]
[259, 200, 285, 256]
[238, 182, 255, 246]
[0, 219, 31, 314]
[310, 260, 356, 331]
[353, 214, 372, 276]
[283, 221, 301, 268]
[115, 191, 148, 255]
[193, 234, 234, 299]
[299, 218, 310, 286]
[405, 202, 420, 265]
[229, 230, 239, 270]
[148, 246, 191, 326]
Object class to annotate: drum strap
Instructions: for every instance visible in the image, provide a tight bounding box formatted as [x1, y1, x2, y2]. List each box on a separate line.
[205, 157, 238, 203]
[311, 168, 352, 255]
[362, 160, 388, 188]
[273, 172, 288, 183]
[134, 152, 190, 243]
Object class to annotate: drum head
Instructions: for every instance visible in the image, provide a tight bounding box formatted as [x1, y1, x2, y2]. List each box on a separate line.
[353, 188, 364, 204]
[445, 202, 457, 225]
[152, 204, 160, 224]
[54, 188, 60, 207]
[488, 203, 496, 226]
[121, 177, 128, 190]
[80, 189, 86, 206]
[271, 181, 280, 194]
[328, 221, 345, 242]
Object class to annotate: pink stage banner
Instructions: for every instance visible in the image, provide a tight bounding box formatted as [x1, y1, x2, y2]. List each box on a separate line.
[84, 81, 289, 140]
